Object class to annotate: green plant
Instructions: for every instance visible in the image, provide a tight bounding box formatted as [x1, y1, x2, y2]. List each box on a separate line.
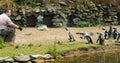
[74, 0, 80, 11]
[0, 0, 16, 10]
[28, 43, 33, 48]
[84, 0, 91, 5]
[38, 44, 42, 47]
[47, 42, 58, 58]
[14, 0, 37, 6]
[76, 21, 91, 27]
[15, 45, 19, 49]
[56, 41, 63, 45]
[0, 38, 6, 49]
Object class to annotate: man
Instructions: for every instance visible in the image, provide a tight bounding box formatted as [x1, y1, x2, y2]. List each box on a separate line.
[0, 9, 23, 44]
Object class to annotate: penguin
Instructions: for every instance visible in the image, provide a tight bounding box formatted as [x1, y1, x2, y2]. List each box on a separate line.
[96, 32, 104, 45]
[117, 32, 120, 41]
[102, 28, 109, 39]
[79, 33, 93, 44]
[113, 28, 118, 39]
[108, 25, 112, 38]
[65, 28, 75, 42]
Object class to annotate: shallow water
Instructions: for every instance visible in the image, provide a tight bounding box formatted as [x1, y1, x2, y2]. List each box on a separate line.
[53, 50, 120, 63]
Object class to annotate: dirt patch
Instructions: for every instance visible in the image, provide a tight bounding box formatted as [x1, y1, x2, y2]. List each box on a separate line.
[15, 27, 83, 45]
[15, 26, 120, 45]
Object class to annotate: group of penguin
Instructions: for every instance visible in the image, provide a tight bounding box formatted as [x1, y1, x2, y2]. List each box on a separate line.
[65, 25, 120, 45]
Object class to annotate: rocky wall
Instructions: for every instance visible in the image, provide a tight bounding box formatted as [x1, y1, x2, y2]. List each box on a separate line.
[1, 1, 119, 27]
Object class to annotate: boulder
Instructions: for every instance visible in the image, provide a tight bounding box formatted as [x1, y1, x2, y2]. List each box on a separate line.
[0, 56, 13, 62]
[30, 54, 43, 59]
[37, 25, 48, 31]
[4, 58, 14, 62]
[42, 54, 53, 59]
[33, 7, 40, 13]
[14, 54, 31, 62]
[37, 15, 43, 23]
[12, 12, 18, 17]
[15, 15, 22, 20]
[51, 18, 61, 23]
[0, 58, 3, 62]
[59, 2, 67, 6]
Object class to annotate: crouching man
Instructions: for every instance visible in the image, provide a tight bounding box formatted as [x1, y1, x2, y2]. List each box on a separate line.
[0, 9, 23, 44]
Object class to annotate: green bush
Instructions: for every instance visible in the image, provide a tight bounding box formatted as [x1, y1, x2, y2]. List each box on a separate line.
[47, 42, 58, 59]
[14, 0, 37, 5]
[56, 41, 63, 46]
[15, 45, 19, 49]
[28, 43, 33, 48]
[76, 21, 91, 27]
[0, 38, 6, 49]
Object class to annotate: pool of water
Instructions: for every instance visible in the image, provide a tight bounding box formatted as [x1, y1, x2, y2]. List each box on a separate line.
[53, 50, 120, 63]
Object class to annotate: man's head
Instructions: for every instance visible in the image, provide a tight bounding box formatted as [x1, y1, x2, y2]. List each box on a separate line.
[5, 9, 11, 17]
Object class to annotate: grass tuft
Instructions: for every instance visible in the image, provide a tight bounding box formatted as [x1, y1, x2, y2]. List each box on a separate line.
[0, 38, 6, 49]
[28, 43, 34, 48]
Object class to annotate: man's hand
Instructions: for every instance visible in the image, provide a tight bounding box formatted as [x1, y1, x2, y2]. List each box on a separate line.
[18, 27, 23, 31]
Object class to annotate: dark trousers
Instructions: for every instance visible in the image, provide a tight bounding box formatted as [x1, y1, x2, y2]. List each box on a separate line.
[0, 27, 15, 43]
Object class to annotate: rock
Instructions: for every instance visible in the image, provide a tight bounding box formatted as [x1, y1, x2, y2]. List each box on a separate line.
[15, 15, 22, 20]
[83, 13, 87, 15]
[0, 58, 3, 62]
[30, 54, 43, 59]
[96, 4, 102, 8]
[4, 58, 14, 62]
[51, 18, 61, 23]
[0, 56, 12, 62]
[84, 9, 90, 12]
[37, 25, 48, 31]
[41, 9, 46, 12]
[26, 6, 33, 13]
[26, 12, 33, 16]
[14, 54, 31, 62]
[86, 15, 91, 19]
[110, 12, 117, 16]
[53, 23, 63, 27]
[42, 54, 53, 59]
[73, 18, 80, 25]
[105, 18, 112, 21]
[36, 15, 44, 27]
[93, 7, 98, 11]
[35, 3, 41, 6]
[31, 59, 44, 63]
[59, 2, 67, 6]
[33, 7, 40, 13]
[103, 5, 108, 9]
[89, 2, 96, 7]
[12, 12, 18, 17]
[21, 8, 26, 15]
[37, 15, 43, 23]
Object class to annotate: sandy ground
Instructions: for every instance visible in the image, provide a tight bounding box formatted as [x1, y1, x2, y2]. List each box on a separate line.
[15, 26, 120, 45]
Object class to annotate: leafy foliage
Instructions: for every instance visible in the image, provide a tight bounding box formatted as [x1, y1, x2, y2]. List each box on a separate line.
[28, 43, 34, 48]
[0, 38, 6, 49]
[0, 0, 16, 10]
[76, 21, 91, 27]
[47, 42, 58, 59]
[14, 0, 37, 5]
[15, 45, 19, 49]
[74, 0, 80, 11]
[84, 0, 91, 5]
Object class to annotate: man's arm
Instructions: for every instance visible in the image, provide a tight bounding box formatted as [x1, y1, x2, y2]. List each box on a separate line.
[11, 24, 23, 31]
[11, 23, 19, 28]
[5, 16, 23, 31]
